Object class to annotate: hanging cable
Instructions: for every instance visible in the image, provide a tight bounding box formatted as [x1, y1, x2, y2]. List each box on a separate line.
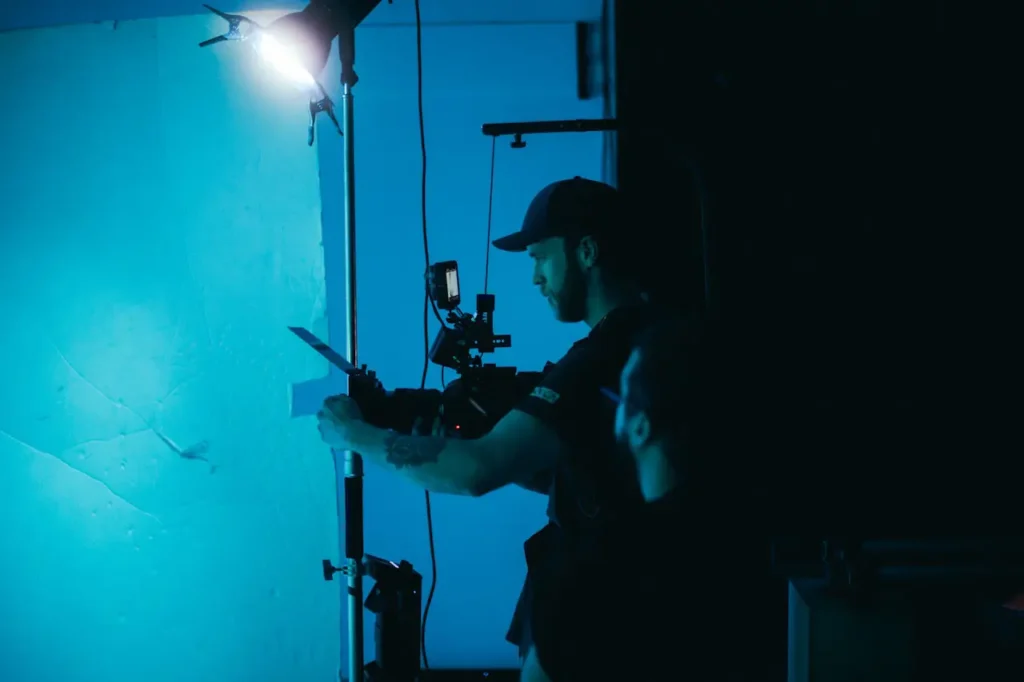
[483, 136, 497, 294]
[411, 0, 440, 670]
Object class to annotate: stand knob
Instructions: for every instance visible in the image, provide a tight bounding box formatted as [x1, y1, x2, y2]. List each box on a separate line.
[323, 558, 343, 581]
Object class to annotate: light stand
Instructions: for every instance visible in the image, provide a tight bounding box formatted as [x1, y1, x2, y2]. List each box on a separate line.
[314, 23, 368, 681]
[200, 3, 398, 678]
[338, 22, 364, 682]
[295, 4, 384, 679]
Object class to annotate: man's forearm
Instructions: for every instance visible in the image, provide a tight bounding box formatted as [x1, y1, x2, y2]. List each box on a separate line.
[342, 421, 486, 496]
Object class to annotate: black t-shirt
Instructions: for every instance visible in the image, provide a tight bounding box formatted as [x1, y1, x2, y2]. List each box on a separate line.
[505, 303, 665, 653]
[515, 303, 665, 537]
[531, 491, 779, 681]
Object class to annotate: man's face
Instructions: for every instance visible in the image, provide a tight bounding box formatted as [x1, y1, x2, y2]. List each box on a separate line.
[614, 349, 652, 463]
[527, 236, 587, 323]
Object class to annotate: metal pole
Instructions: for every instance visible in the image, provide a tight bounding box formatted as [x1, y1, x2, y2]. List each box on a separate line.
[340, 80, 365, 682]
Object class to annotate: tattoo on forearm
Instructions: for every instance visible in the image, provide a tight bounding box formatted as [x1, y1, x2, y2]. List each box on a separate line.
[384, 433, 447, 469]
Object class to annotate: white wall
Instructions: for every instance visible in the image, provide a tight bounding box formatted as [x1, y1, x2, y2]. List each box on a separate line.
[0, 13, 338, 682]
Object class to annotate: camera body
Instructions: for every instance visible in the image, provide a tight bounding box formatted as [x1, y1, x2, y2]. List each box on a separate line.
[436, 367, 544, 438]
[346, 371, 444, 436]
[346, 261, 542, 439]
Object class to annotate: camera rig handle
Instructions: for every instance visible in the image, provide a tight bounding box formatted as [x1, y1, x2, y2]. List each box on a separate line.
[288, 326, 442, 434]
[428, 294, 511, 372]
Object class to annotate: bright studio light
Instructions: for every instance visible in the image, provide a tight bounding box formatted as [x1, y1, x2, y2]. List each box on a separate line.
[251, 5, 336, 94]
[199, 4, 342, 96]
[253, 31, 318, 91]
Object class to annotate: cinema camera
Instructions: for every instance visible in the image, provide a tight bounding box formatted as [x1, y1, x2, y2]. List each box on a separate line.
[293, 260, 543, 440]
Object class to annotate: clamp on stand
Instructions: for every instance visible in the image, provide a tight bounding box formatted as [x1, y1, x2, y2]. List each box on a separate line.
[198, 4, 256, 46]
[309, 93, 342, 146]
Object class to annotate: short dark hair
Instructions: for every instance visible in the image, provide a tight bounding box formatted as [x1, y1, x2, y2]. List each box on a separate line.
[625, 317, 716, 471]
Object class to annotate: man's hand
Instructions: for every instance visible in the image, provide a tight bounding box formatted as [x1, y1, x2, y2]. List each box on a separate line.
[317, 394, 364, 450]
[313, 398, 561, 496]
[411, 409, 445, 437]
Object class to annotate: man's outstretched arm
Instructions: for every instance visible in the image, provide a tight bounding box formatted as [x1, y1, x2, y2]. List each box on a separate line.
[334, 408, 562, 497]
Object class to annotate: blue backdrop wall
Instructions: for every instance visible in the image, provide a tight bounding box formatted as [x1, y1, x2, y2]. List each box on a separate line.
[0, 4, 606, 680]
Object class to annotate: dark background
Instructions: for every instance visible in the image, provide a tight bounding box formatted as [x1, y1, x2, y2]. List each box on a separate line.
[615, 2, 1012, 676]
[616, 0, 1011, 524]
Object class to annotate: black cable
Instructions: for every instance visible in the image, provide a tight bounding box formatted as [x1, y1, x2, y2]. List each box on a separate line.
[411, 0, 439, 671]
[412, 4, 501, 665]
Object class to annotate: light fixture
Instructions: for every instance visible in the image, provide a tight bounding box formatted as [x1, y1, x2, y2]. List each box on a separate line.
[199, 3, 344, 144]
[252, 29, 318, 92]
[252, 3, 337, 91]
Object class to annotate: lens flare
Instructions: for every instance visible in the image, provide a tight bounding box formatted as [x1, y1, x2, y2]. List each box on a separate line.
[253, 31, 317, 91]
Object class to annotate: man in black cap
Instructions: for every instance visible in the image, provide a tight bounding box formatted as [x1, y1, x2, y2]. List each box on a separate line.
[317, 176, 663, 660]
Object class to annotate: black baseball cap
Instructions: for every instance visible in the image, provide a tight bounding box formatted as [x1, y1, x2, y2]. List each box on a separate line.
[491, 176, 621, 252]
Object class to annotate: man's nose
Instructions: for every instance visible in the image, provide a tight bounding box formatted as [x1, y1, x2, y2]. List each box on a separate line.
[532, 269, 544, 287]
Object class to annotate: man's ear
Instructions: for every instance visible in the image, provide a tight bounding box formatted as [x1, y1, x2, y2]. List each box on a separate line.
[576, 235, 599, 271]
[631, 411, 652, 448]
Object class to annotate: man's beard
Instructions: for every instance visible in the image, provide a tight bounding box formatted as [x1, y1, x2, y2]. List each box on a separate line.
[553, 259, 588, 322]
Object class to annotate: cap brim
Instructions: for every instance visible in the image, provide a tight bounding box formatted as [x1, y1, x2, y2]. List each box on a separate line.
[491, 231, 533, 252]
